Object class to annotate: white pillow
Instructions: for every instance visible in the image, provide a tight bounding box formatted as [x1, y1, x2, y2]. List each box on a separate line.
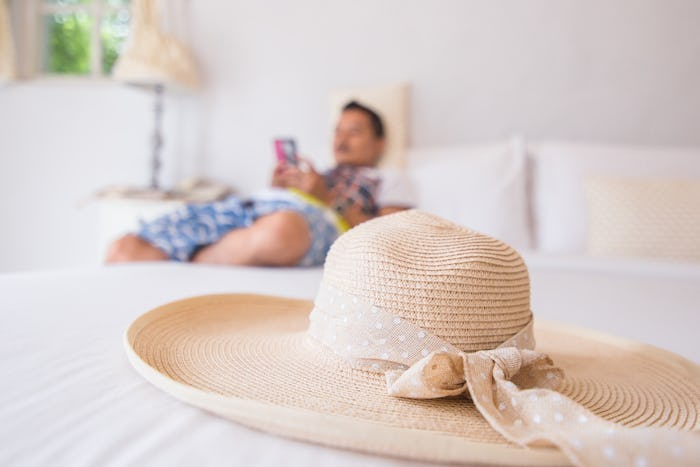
[530, 142, 700, 253]
[329, 82, 409, 169]
[585, 177, 700, 262]
[407, 138, 531, 250]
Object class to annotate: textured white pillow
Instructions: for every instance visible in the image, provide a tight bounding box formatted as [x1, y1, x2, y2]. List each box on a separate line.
[585, 177, 700, 262]
[407, 138, 531, 250]
[530, 142, 700, 253]
[329, 82, 409, 169]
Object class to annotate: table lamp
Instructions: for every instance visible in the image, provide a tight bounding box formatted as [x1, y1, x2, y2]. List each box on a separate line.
[113, 0, 200, 190]
[0, 0, 16, 84]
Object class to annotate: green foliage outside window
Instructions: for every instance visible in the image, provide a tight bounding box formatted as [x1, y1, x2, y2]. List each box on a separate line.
[47, 13, 91, 74]
[101, 22, 120, 73]
[43, 1, 130, 76]
[101, 10, 131, 74]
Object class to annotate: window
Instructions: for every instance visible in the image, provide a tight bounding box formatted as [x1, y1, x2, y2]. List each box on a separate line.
[15, 0, 131, 78]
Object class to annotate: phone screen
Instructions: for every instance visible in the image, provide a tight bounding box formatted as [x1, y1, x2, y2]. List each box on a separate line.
[274, 138, 298, 166]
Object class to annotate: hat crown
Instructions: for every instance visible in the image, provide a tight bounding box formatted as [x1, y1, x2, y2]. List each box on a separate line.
[321, 210, 532, 352]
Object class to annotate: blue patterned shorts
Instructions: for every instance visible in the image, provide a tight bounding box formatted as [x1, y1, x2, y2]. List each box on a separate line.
[137, 194, 341, 266]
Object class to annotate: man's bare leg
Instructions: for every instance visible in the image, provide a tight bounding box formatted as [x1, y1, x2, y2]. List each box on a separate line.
[105, 234, 169, 263]
[192, 211, 311, 266]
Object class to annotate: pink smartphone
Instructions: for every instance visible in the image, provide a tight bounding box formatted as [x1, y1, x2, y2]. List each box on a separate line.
[274, 138, 298, 166]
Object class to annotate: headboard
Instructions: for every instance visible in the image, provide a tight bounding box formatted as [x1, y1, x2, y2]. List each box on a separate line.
[328, 82, 409, 169]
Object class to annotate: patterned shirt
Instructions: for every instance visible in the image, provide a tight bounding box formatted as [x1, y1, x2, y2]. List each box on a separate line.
[323, 164, 382, 216]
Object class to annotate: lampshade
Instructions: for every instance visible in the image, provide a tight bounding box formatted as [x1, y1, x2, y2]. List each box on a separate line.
[113, 0, 200, 90]
[0, 0, 16, 83]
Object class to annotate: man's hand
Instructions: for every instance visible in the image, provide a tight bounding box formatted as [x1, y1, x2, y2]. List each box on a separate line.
[270, 158, 331, 203]
[270, 162, 292, 188]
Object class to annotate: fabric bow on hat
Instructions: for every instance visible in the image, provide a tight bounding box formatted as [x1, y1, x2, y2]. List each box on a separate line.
[386, 347, 561, 399]
[308, 282, 700, 467]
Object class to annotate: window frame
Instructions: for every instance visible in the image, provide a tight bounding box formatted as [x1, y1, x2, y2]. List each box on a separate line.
[12, 0, 131, 80]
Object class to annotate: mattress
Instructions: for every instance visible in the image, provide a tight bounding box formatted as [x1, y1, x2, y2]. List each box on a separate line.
[1, 258, 698, 466]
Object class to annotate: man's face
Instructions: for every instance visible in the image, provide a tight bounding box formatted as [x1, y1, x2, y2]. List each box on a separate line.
[333, 109, 385, 167]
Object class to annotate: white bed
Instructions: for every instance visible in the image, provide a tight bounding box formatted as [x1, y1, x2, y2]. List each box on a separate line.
[3, 135, 699, 465]
[1, 256, 698, 467]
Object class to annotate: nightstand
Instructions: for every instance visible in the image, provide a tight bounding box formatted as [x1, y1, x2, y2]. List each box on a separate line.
[96, 197, 185, 261]
[95, 183, 233, 262]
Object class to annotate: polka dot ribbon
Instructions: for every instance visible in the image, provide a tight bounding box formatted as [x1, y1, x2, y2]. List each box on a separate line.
[307, 283, 700, 467]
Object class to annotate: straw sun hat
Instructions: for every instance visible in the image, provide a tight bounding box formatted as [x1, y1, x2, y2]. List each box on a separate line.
[126, 210, 700, 466]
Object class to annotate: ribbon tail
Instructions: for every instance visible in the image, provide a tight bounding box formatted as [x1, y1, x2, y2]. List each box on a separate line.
[463, 349, 700, 467]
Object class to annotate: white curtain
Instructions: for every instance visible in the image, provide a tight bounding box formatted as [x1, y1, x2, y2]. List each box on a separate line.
[0, 0, 16, 83]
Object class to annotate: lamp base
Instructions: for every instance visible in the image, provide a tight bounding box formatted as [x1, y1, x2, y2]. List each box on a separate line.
[150, 84, 165, 190]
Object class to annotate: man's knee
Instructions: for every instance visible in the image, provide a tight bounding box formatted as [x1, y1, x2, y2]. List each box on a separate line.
[250, 211, 311, 266]
[105, 234, 167, 263]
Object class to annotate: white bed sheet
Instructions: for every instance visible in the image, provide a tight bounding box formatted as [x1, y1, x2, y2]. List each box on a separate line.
[523, 252, 700, 364]
[1, 259, 698, 466]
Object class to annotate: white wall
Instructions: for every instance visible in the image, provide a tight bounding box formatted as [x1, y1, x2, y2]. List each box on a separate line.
[1, 0, 699, 272]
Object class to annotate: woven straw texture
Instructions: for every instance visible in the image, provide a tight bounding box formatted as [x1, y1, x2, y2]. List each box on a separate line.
[126, 295, 700, 463]
[322, 211, 531, 352]
[126, 211, 700, 465]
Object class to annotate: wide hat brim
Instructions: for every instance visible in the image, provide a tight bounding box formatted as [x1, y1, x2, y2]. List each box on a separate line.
[125, 294, 700, 466]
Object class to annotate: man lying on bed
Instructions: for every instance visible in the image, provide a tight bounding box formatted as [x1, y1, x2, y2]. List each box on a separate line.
[106, 101, 414, 267]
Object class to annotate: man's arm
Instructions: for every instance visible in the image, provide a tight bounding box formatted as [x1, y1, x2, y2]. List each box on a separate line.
[270, 163, 294, 188]
[378, 206, 408, 216]
[274, 159, 334, 202]
[272, 160, 408, 227]
[338, 204, 409, 227]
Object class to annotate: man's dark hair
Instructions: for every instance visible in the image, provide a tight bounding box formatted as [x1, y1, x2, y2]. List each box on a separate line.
[342, 100, 385, 139]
